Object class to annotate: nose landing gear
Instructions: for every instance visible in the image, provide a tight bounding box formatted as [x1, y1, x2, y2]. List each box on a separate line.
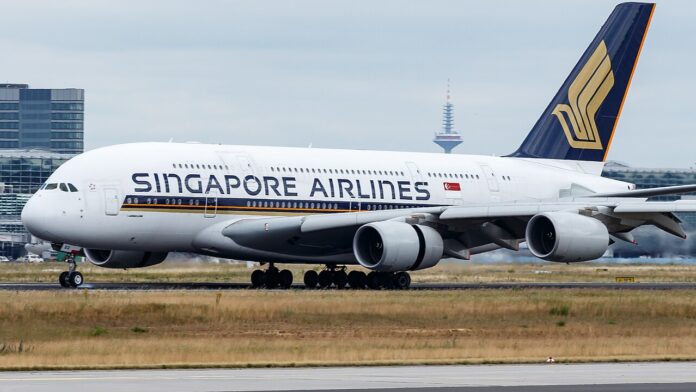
[58, 255, 84, 288]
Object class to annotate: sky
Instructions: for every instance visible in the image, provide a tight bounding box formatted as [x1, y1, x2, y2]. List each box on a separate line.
[1, 0, 694, 168]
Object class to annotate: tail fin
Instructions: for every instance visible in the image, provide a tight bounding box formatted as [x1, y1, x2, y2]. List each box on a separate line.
[511, 2, 655, 162]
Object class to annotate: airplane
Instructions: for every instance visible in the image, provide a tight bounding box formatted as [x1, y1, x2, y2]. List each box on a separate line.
[21, 2, 696, 289]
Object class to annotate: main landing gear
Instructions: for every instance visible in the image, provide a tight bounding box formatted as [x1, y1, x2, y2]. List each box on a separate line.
[248, 263, 412, 290]
[58, 255, 84, 288]
[303, 265, 411, 290]
[250, 263, 293, 289]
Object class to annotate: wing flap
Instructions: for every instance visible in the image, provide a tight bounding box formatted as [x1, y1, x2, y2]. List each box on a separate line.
[438, 203, 585, 220]
[590, 184, 696, 198]
[613, 200, 696, 213]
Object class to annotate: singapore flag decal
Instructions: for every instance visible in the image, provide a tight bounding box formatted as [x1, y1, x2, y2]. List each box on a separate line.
[443, 182, 461, 191]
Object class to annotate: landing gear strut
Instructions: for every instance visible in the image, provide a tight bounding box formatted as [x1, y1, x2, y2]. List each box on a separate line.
[250, 263, 293, 289]
[59, 255, 83, 288]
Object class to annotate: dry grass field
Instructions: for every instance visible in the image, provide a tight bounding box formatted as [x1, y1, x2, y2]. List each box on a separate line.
[1, 289, 696, 369]
[3, 259, 696, 284]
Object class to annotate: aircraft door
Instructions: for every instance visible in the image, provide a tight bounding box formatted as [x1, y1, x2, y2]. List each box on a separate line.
[480, 164, 500, 192]
[406, 161, 423, 182]
[103, 187, 120, 216]
[217, 151, 258, 190]
[205, 190, 218, 218]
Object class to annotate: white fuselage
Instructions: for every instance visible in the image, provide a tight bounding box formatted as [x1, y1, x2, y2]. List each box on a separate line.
[21, 142, 632, 262]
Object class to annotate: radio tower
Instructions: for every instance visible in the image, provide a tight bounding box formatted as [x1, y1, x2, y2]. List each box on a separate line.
[433, 80, 463, 154]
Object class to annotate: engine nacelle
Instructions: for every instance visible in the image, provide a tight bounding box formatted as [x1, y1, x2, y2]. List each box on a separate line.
[353, 221, 444, 272]
[525, 212, 609, 262]
[84, 249, 168, 269]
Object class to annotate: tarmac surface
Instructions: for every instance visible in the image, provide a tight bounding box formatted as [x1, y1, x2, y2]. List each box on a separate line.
[3, 281, 696, 290]
[1, 363, 696, 392]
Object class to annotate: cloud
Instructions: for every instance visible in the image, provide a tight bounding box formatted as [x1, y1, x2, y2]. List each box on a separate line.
[1, 0, 695, 167]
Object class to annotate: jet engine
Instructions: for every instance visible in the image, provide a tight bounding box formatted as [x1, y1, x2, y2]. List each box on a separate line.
[353, 221, 444, 272]
[84, 249, 168, 269]
[525, 212, 609, 262]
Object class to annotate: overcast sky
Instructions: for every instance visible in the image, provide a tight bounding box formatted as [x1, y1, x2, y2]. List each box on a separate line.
[2, 0, 694, 167]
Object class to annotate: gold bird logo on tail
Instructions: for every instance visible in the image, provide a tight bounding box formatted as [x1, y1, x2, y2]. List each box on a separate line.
[553, 40, 615, 150]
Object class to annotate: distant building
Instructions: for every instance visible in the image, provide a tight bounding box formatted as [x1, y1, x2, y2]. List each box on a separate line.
[0, 84, 84, 155]
[602, 161, 696, 227]
[0, 150, 70, 258]
[603, 161, 696, 257]
[433, 82, 463, 154]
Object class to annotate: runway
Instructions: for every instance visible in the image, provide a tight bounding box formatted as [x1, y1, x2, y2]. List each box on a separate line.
[2, 281, 696, 291]
[1, 362, 696, 391]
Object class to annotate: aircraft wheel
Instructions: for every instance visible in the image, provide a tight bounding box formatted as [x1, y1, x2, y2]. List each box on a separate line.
[348, 270, 366, 289]
[303, 270, 319, 289]
[59, 271, 70, 288]
[318, 270, 333, 288]
[278, 269, 293, 289]
[250, 269, 265, 288]
[68, 271, 84, 288]
[333, 270, 348, 289]
[366, 271, 380, 290]
[265, 268, 280, 289]
[393, 271, 411, 290]
[380, 272, 395, 290]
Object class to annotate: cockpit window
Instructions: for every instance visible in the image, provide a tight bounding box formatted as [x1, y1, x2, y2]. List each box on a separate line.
[59, 183, 69, 192]
[68, 183, 78, 192]
[44, 183, 58, 190]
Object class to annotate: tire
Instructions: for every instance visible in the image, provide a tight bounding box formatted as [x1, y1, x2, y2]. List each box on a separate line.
[333, 270, 348, 289]
[380, 272, 395, 290]
[366, 271, 380, 289]
[59, 271, 70, 288]
[318, 270, 333, 288]
[393, 271, 411, 290]
[265, 268, 279, 289]
[278, 269, 293, 289]
[348, 270, 366, 289]
[68, 271, 83, 288]
[303, 270, 319, 289]
[250, 269, 264, 288]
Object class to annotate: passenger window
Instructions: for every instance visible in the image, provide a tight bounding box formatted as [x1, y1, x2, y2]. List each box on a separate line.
[68, 183, 78, 192]
[59, 183, 69, 192]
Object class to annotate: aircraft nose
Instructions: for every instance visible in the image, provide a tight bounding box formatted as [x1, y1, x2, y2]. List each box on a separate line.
[21, 195, 52, 239]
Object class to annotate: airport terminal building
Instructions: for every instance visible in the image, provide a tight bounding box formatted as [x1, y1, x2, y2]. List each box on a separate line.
[0, 84, 84, 155]
[0, 150, 70, 258]
[0, 84, 82, 258]
[602, 161, 696, 227]
[602, 162, 696, 257]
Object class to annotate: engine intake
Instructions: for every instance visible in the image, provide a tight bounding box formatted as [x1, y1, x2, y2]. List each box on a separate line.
[84, 249, 168, 269]
[525, 212, 609, 262]
[353, 221, 443, 272]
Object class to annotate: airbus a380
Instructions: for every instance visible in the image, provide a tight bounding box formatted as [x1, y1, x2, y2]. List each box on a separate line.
[20, 2, 696, 289]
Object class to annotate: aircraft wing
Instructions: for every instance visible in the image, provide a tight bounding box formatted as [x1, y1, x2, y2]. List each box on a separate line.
[216, 198, 696, 260]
